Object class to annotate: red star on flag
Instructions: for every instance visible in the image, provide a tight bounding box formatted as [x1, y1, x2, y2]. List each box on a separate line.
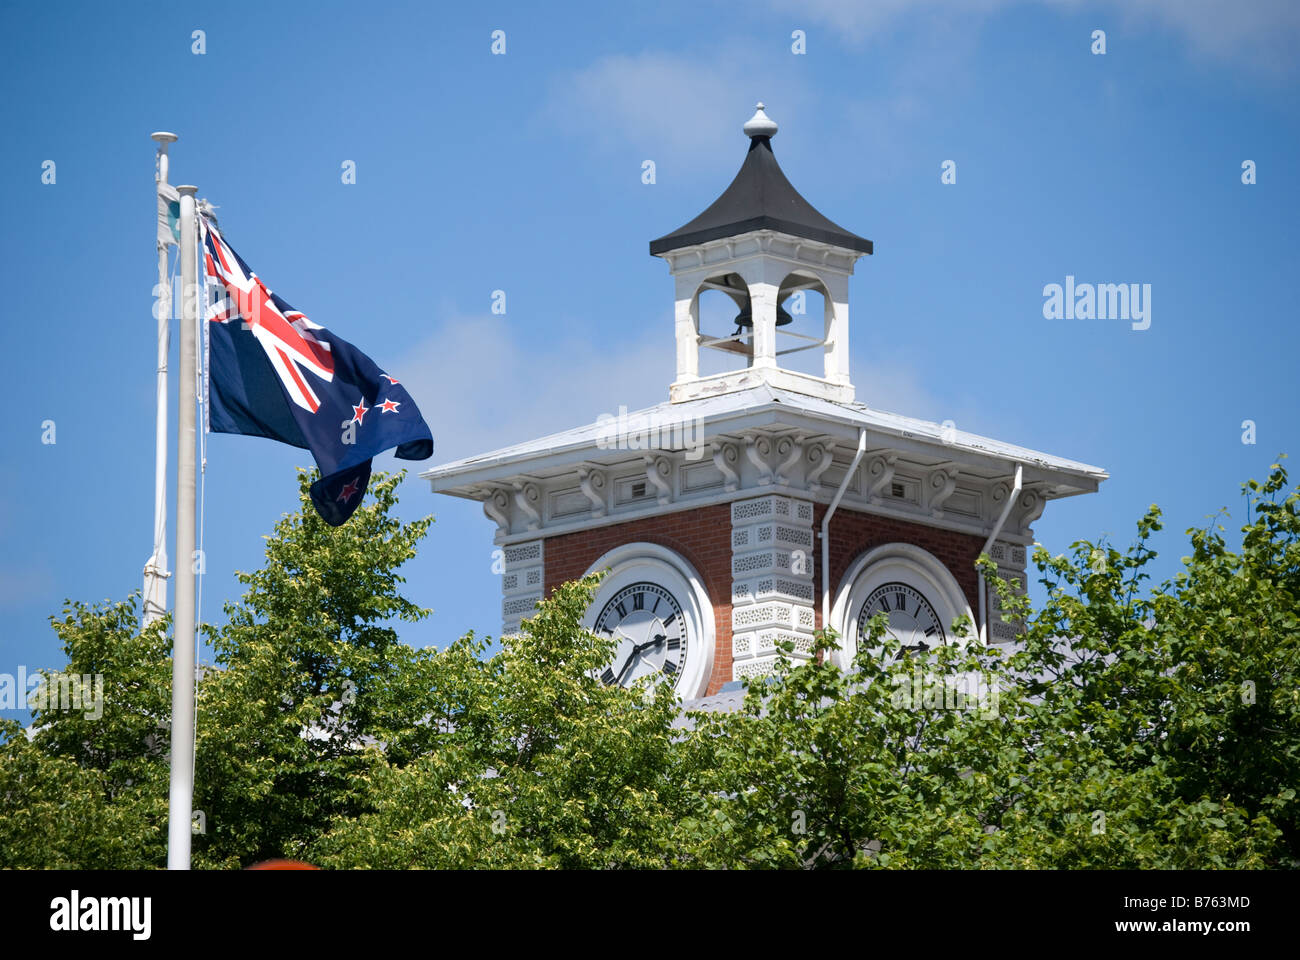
[380, 373, 399, 385]
[337, 478, 362, 503]
[350, 398, 370, 425]
[378, 398, 401, 414]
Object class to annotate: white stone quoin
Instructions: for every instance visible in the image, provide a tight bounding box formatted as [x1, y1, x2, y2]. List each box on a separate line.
[499, 539, 543, 635]
[729, 494, 818, 678]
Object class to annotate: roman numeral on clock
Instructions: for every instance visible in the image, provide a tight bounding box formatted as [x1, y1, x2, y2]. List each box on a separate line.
[666, 637, 681, 651]
[601, 668, 617, 685]
[615, 602, 627, 619]
[633, 592, 644, 610]
[662, 660, 677, 675]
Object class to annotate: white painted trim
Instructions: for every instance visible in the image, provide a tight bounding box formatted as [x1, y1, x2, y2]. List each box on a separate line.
[822, 429, 868, 630]
[423, 400, 1105, 494]
[580, 542, 717, 699]
[670, 366, 854, 404]
[656, 230, 863, 278]
[979, 463, 1022, 644]
[828, 542, 976, 670]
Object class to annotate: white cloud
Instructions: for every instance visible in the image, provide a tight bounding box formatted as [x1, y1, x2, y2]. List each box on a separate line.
[392, 312, 669, 465]
[767, 0, 1300, 73]
[766, 0, 1021, 41]
[855, 359, 954, 424]
[539, 1, 1292, 188]
[1109, 0, 1300, 74]
[391, 310, 955, 471]
[539, 46, 813, 171]
[403, 296, 940, 470]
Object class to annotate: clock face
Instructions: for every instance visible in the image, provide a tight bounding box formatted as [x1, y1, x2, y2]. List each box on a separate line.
[593, 582, 687, 688]
[856, 581, 944, 659]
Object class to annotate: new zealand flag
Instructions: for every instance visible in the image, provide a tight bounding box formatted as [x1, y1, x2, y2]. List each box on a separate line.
[200, 215, 433, 525]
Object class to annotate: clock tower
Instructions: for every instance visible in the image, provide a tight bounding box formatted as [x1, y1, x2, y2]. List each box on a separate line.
[424, 104, 1106, 697]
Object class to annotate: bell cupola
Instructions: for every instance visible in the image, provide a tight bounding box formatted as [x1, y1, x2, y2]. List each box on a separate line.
[650, 103, 873, 405]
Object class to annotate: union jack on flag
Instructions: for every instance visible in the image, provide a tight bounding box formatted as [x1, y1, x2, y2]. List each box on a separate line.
[200, 214, 433, 525]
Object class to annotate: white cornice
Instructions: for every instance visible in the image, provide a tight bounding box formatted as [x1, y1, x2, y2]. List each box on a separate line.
[441, 438, 1083, 548]
[424, 390, 1106, 495]
[657, 229, 863, 277]
[424, 387, 1106, 546]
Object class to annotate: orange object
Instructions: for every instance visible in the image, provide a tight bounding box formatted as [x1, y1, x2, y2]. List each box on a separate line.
[246, 859, 319, 870]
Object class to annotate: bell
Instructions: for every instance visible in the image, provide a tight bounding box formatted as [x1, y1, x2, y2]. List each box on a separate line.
[732, 302, 793, 334]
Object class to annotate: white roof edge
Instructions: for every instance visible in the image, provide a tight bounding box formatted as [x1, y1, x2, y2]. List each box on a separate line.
[421, 388, 1107, 489]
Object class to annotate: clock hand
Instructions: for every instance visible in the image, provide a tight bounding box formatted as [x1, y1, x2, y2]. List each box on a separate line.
[628, 633, 668, 657]
[607, 628, 640, 682]
[618, 638, 663, 685]
[614, 648, 639, 686]
[626, 638, 657, 670]
[611, 621, 672, 685]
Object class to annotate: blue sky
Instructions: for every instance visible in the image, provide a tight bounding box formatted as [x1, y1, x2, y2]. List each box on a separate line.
[1, 0, 1297, 704]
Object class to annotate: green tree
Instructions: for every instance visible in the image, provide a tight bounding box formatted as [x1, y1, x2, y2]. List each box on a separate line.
[0, 597, 170, 868]
[673, 461, 1297, 869]
[312, 574, 691, 868]
[191, 469, 434, 867]
[674, 617, 1022, 868]
[3, 461, 1295, 870]
[0, 468, 438, 870]
[973, 460, 1296, 868]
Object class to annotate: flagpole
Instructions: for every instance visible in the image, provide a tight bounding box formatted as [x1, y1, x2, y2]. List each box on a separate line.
[143, 132, 177, 628]
[167, 183, 199, 870]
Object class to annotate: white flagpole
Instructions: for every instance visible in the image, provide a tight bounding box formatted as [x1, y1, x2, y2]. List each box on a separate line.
[143, 132, 177, 628]
[167, 183, 199, 870]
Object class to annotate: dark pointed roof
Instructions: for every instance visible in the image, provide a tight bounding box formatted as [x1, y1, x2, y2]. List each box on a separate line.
[649, 106, 873, 257]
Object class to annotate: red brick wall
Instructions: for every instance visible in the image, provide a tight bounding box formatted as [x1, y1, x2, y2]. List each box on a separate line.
[542, 501, 986, 694]
[543, 504, 735, 695]
[814, 503, 985, 630]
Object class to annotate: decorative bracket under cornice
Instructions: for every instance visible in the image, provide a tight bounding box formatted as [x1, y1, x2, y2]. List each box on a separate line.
[482, 485, 511, 537]
[712, 438, 741, 492]
[1016, 483, 1050, 530]
[512, 480, 542, 531]
[746, 435, 776, 486]
[645, 454, 673, 505]
[926, 462, 960, 518]
[804, 438, 835, 492]
[775, 434, 805, 486]
[576, 464, 607, 518]
[866, 453, 898, 504]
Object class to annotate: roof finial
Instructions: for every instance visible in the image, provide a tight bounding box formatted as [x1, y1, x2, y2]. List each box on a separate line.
[743, 102, 778, 139]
